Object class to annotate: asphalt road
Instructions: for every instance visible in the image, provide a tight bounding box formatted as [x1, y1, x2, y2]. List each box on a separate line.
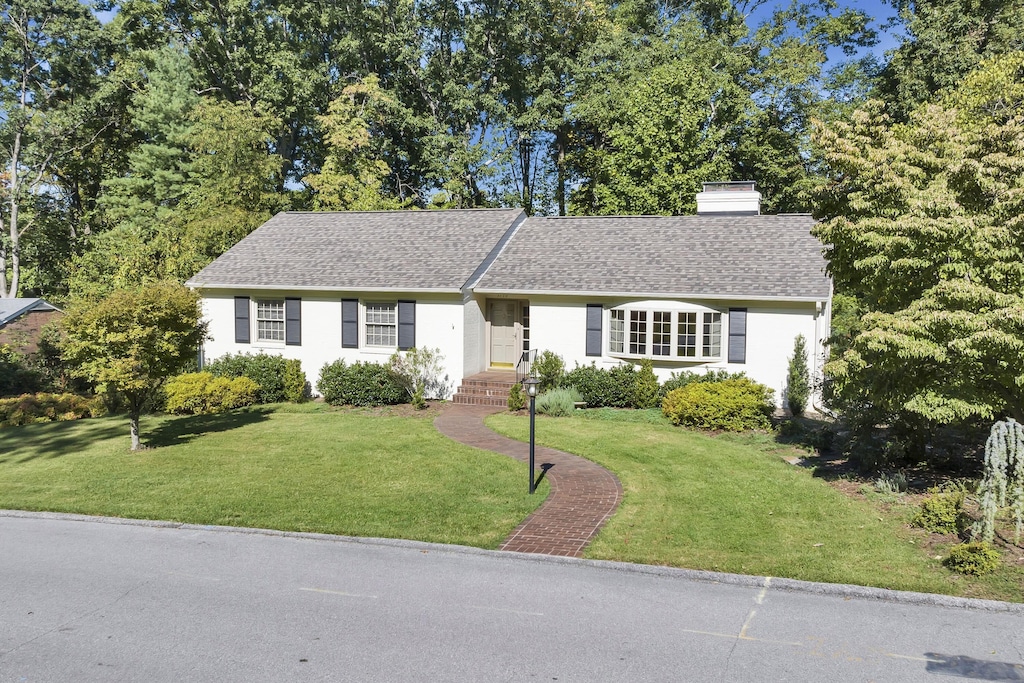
[1, 513, 1022, 682]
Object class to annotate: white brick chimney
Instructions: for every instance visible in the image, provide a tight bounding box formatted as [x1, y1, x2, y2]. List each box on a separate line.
[696, 181, 761, 215]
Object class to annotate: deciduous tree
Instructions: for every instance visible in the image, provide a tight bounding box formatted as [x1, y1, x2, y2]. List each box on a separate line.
[60, 280, 207, 450]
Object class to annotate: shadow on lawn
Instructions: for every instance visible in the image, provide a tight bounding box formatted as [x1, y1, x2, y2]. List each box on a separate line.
[145, 408, 273, 448]
[0, 418, 128, 464]
[0, 408, 274, 465]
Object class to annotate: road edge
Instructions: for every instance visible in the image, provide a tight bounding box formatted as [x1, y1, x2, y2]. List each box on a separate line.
[4, 509, 1020, 614]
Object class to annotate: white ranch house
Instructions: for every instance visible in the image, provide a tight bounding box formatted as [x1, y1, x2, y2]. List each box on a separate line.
[186, 183, 832, 408]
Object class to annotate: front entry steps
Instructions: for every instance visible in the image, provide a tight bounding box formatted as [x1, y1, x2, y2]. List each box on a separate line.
[452, 370, 518, 407]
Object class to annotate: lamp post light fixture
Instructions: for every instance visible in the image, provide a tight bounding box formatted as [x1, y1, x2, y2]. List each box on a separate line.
[523, 377, 540, 494]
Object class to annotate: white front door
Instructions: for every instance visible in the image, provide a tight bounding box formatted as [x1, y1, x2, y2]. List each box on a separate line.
[489, 300, 519, 367]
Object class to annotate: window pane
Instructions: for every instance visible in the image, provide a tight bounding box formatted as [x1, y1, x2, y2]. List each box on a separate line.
[365, 303, 397, 346]
[522, 305, 530, 352]
[703, 312, 722, 357]
[256, 300, 285, 342]
[677, 312, 697, 357]
[610, 309, 624, 353]
[652, 311, 672, 356]
[629, 310, 647, 355]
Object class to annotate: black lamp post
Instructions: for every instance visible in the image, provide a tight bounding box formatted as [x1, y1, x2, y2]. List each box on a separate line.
[523, 377, 540, 494]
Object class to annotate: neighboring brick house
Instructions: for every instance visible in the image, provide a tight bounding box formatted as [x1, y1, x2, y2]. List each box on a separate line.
[0, 298, 62, 355]
[187, 182, 832, 406]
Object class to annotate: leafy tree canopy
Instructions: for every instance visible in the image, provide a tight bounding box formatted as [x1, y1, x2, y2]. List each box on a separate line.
[814, 52, 1024, 449]
[60, 280, 207, 450]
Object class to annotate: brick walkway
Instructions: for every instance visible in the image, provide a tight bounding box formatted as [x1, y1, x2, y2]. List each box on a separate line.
[434, 404, 623, 557]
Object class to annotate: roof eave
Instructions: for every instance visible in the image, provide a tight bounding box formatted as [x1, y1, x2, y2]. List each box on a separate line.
[471, 287, 830, 303]
[185, 281, 464, 295]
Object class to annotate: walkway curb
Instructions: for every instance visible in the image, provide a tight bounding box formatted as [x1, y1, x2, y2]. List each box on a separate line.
[3, 509, 1022, 614]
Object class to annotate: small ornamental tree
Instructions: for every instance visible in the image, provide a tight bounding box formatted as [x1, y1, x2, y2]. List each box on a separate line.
[974, 418, 1024, 544]
[786, 334, 810, 416]
[60, 281, 208, 450]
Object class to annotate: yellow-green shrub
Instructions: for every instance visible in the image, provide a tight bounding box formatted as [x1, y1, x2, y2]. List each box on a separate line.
[165, 372, 258, 415]
[0, 393, 105, 427]
[661, 378, 775, 431]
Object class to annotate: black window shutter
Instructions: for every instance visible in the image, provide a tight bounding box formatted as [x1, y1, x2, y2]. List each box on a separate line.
[285, 298, 301, 346]
[585, 304, 602, 356]
[398, 300, 416, 350]
[234, 296, 250, 344]
[728, 308, 747, 364]
[342, 299, 358, 348]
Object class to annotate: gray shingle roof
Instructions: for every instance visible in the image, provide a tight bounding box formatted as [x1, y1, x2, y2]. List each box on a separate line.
[474, 214, 830, 301]
[186, 209, 526, 292]
[0, 298, 59, 325]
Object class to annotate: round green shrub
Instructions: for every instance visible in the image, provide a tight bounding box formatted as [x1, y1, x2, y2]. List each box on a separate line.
[661, 378, 775, 431]
[317, 360, 405, 406]
[912, 487, 967, 534]
[943, 541, 1001, 576]
[563, 362, 638, 408]
[206, 352, 289, 404]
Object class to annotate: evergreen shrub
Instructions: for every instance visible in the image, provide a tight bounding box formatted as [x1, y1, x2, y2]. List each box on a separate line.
[943, 542, 1001, 576]
[317, 360, 405, 406]
[206, 352, 289, 404]
[164, 372, 259, 414]
[533, 350, 565, 391]
[282, 359, 310, 403]
[786, 334, 811, 416]
[661, 378, 775, 431]
[508, 383, 526, 411]
[659, 369, 746, 397]
[0, 393, 105, 427]
[633, 359, 661, 409]
[912, 486, 967, 534]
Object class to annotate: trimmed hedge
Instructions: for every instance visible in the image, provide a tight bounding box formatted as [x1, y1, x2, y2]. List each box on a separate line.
[317, 360, 405, 407]
[164, 372, 259, 415]
[662, 378, 775, 431]
[0, 393, 105, 427]
[563, 363, 636, 408]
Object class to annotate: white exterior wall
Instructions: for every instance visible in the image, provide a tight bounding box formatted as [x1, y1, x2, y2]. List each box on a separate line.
[526, 296, 826, 409]
[200, 291, 466, 399]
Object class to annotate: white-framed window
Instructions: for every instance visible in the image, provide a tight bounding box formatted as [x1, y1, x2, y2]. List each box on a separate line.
[608, 304, 724, 362]
[629, 310, 647, 355]
[610, 309, 625, 353]
[365, 302, 397, 347]
[255, 299, 285, 343]
[702, 312, 722, 358]
[652, 311, 672, 356]
[677, 311, 697, 357]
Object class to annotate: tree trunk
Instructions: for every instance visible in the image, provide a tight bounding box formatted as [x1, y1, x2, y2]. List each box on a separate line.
[129, 410, 141, 451]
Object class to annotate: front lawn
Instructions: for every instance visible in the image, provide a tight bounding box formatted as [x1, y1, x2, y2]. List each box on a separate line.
[0, 403, 545, 549]
[487, 410, 1024, 602]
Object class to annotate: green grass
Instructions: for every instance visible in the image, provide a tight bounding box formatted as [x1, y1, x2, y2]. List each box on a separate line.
[487, 411, 1024, 602]
[0, 403, 546, 549]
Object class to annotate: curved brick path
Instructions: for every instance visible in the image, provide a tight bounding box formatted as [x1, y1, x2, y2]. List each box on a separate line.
[434, 404, 622, 557]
